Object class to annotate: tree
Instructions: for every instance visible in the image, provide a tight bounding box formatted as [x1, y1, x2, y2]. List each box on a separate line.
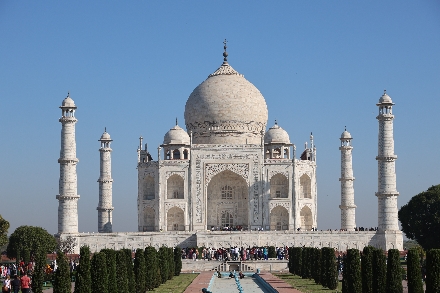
[425, 249, 440, 293]
[288, 247, 294, 274]
[7, 226, 57, 293]
[167, 247, 175, 280]
[134, 248, 146, 293]
[399, 184, 440, 250]
[321, 247, 338, 290]
[312, 248, 321, 285]
[53, 250, 71, 293]
[100, 249, 117, 293]
[361, 246, 374, 293]
[342, 249, 361, 293]
[372, 248, 387, 293]
[158, 246, 169, 284]
[174, 247, 182, 276]
[145, 246, 160, 290]
[115, 250, 129, 293]
[407, 248, 423, 293]
[0, 215, 10, 248]
[386, 249, 403, 293]
[74, 246, 92, 293]
[91, 252, 108, 293]
[122, 249, 135, 293]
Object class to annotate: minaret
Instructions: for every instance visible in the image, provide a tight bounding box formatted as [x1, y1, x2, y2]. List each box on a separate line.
[339, 128, 356, 230]
[97, 128, 114, 233]
[57, 93, 79, 234]
[376, 90, 399, 231]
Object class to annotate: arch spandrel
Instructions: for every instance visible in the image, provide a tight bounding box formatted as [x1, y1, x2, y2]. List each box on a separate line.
[205, 163, 249, 185]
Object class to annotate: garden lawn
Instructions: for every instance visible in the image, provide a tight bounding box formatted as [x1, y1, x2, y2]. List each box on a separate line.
[153, 273, 198, 293]
[274, 274, 342, 293]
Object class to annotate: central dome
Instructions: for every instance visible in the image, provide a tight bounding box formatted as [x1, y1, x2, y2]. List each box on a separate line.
[184, 61, 268, 144]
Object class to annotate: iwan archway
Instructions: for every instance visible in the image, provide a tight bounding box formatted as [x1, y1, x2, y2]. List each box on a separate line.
[207, 170, 248, 230]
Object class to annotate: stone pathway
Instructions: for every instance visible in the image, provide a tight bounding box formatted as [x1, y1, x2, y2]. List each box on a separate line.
[183, 272, 214, 293]
[258, 273, 303, 293]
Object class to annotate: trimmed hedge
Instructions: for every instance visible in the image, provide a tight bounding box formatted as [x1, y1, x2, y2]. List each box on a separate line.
[342, 249, 361, 293]
[91, 252, 108, 293]
[53, 250, 71, 293]
[426, 249, 440, 293]
[74, 246, 91, 293]
[361, 246, 374, 293]
[134, 248, 146, 293]
[145, 246, 160, 290]
[386, 249, 403, 293]
[372, 248, 387, 293]
[174, 247, 182, 276]
[115, 250, 129, 293]
[407, 248, 423, 293]
[321, 247, 338, 290]
[100, 249, 117, 293]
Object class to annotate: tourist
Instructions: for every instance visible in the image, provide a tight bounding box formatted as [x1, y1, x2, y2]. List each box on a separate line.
[10, 276, 19, 293]
[2, 275, 11, 293]
[20, 272, 31, 293]
[239, 271, 244, 279]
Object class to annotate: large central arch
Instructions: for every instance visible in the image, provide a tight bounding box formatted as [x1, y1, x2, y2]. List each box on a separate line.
[207, 170, 249, 229]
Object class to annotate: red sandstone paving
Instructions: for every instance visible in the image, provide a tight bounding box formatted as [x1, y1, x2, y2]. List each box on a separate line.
[183, 272, 214, 293]
[258, 273, 304, 293]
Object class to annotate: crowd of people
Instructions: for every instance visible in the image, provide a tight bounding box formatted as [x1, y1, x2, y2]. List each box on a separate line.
[181, 246, 289, 261]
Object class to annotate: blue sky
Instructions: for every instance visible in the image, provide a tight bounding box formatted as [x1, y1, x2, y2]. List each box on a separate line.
[1, 1, 439, 235]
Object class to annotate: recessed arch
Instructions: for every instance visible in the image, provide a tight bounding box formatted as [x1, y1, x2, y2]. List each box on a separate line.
[143, 176, 155, 200]
[270, 206, 289, 230]
[207, 170, 248, 230]
[167, 174, 184, 199]
[167, 207, 185, 231]
[300, 206, 313, 230]
[270, 173, 288, 198]
[300, 174, 311, 199]
[143, 207, 155, 231]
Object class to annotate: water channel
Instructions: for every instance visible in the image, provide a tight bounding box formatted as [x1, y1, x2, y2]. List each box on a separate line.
[208, 272, 273, 293]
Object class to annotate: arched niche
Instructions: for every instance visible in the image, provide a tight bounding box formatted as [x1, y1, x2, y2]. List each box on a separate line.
[143, 207, 155, 231]
[167, 207, 185, 231]
[270, 206, 289, 230]
[300, 206, 313, 230]
[206, 170, 248, 230]
[167, 174, 184, 199]
[300, 174, 311, 199]
[270, 173, 288, 198]
[143, 176, 155, 200]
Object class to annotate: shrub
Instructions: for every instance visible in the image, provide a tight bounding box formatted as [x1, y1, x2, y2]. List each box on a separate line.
[122, 249, 135, 293]
[407, 248, 423, 293]
[268, 246, 276, 258]
[288, 247, 294, 274]
[321, 247, 338, 290]
[361, 246, 374, 293]
[386, 249, 403, 293]
[100, 249, 117, 293]
[167, 247, 175, 281]
[342, 249, 361, 293]
[426, 249, 440, 293]
[158, 246, 170, 284]
[115, 250, 129, 293]
[53, 250, 71, 293]
[174, 247, 182, 276]
[91, 252, 108, 293]
[372, 248, 387, 293]
[134, 248, 146, 293]
[74, 246, 91, 293]
[312, 248, 321, 284]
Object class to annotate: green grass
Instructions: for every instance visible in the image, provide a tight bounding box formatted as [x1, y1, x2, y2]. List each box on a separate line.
[274, 274, 342, 293]
[152, 273, 198, 293]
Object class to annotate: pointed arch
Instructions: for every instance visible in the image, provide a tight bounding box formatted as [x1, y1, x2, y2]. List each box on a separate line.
[300, 174, 311, 199]
[300, 206, 313, 230]
[270, 173, 288, 198]
[143, 207, 155, 231]
[270, 206, 289, 230]
[207, 170, 248, 230]
[167, 207, 185, 231]
[167, 174, 184, 199]
[143, 176, 155, 200]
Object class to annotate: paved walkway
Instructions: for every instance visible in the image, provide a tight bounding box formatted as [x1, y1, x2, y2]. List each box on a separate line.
[183, 272, 214, 293]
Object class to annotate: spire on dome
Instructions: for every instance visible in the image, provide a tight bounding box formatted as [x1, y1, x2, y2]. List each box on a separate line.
[176, 117, 178, 126]
[223, 39, 228, 63]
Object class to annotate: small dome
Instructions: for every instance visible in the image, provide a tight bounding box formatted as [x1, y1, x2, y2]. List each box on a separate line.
[264, 123, 291, 144]
[340, 130, 352, 139]
[61, 96, 76, 108]
[378, 91, 393, 104]
[163, 125, 190, 145]
[100, 131, 112, 141]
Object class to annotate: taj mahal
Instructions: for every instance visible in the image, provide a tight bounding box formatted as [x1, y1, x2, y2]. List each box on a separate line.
[56, 42, 403, 254]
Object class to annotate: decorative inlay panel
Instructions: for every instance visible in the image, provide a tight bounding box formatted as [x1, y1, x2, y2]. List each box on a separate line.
[166, 171, 185, 180]
[164, 203, 186, 213]
[205, 163, 249, 185]
[269, 201, 290, 212]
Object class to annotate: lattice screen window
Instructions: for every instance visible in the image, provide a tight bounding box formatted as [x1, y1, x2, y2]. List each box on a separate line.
[221, 186, 233, 199]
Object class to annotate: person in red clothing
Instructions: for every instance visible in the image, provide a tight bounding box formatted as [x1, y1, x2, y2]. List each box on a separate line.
[20, 272, 30, 293]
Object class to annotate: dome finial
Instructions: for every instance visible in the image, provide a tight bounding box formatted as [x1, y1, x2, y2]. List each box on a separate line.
[67, 91, 70, 97]
[223, 39, 228, 63]
[384, 89, 386, 94]
[345, 126, 346, 131]
[105, 127, 107, 132]
[176, 117, 178, 126]
[275, 119, 277, 125]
